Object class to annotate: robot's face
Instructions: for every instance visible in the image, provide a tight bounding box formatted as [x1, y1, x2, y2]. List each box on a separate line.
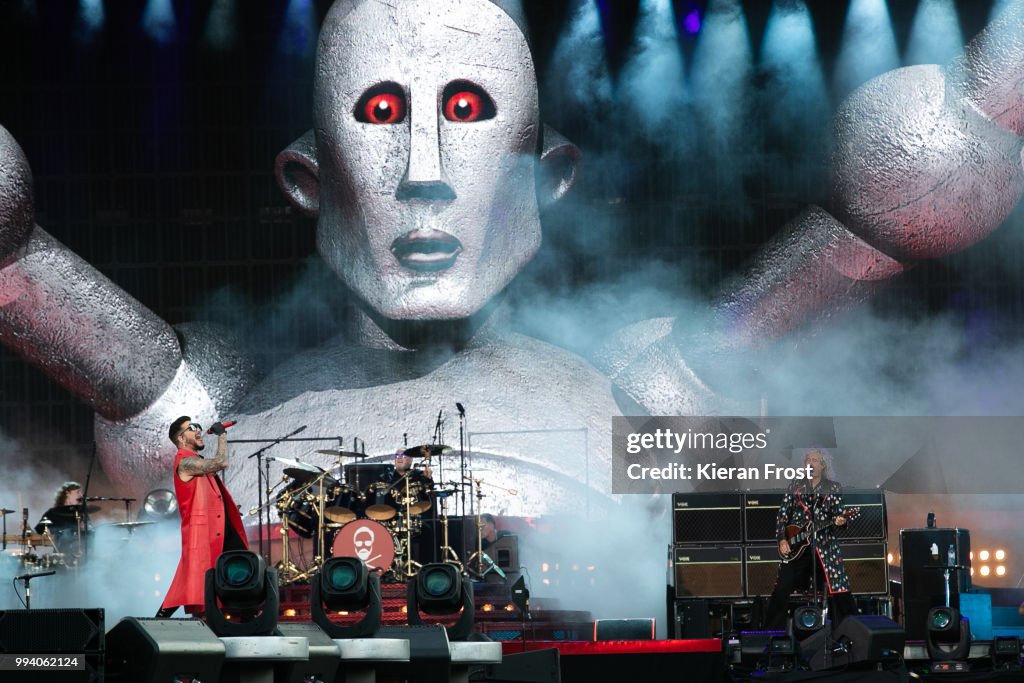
[313, 0, 541, 320]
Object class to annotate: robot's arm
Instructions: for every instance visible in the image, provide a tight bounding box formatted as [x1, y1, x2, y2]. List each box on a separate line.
[0, 126, 181, 420]
[713, 1, 1024, 349]
[600, 2, 1024, 413]
[0, 126, 255, 496]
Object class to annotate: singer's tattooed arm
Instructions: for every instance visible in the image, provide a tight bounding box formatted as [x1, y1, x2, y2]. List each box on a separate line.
[176, 433, 229, 481]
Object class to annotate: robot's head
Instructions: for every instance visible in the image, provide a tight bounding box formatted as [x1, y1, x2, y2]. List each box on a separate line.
[276, 0, 578, 322]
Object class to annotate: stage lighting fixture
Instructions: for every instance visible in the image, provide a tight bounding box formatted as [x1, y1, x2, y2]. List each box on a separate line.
[204, 550, 279, 637]
[310, 557, 382, 638]
[991, 636, 1022, 671]
[407, 563, 475, 641]
[791, 606, 824, 640]
[996, 549, 1006, 561]
[925, 607, 971, 663]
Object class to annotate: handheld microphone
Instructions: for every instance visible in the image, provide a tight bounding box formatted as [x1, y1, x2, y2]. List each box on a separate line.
[207, 420, 236, 434]
[15, 571, 55, 581]
[456, 402, 465, 416]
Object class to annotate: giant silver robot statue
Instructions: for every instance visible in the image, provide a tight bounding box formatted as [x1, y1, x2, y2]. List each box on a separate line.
[0, 0, 1022, 517]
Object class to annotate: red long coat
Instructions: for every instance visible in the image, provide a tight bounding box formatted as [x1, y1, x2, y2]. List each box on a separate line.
[160, 449, 247, 614]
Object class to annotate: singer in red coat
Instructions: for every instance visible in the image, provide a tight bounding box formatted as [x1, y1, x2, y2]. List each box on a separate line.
[157, 416, 247, 617]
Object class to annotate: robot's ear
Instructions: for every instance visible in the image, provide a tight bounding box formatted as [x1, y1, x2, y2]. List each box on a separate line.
[274, 130, 320, 217]
[538, 125, 581, 208]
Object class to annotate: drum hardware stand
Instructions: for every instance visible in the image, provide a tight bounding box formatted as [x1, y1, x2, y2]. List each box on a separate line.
[398, 476, 422, 580]
[438, 492, 462, 572]
[275, 512, 303, 585]
[465, 479, 506, 581]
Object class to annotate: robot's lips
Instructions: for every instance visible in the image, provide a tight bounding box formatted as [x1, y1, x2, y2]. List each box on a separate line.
[391, 230, 463, 273]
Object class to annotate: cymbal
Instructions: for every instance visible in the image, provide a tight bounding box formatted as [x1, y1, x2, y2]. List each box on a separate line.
[316, 449, 367, 458]
[403, 444, 452, 458]
[0, 508, 14, 515]
[49, 505, 101, 517]
[284, 469, 339, 487]
[111, 521, 156, 529]
[270, 456, 320, 472]
[2, 534, 49, 545]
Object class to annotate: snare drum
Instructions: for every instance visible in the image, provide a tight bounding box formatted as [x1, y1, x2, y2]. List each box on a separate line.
[364, 482, 396, 521]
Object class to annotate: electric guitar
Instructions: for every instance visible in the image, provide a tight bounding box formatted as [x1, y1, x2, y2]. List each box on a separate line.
[778, 507, 861, 562]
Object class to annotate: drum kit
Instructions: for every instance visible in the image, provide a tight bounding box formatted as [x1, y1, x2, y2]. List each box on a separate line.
[1, 497, 155, 576]
[265, 443, 511, 584]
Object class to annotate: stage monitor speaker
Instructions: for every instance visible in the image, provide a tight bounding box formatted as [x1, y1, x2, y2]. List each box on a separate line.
[105, 617, 224, 683]
[840, 543, 888, 595]
[672, 600, 711, 639]
[594, 618, 655, 641]
[838, 490, 887, 540]
[744, 493, 784, 542]
[900, 528, 971, 640]
[674, 546, 743, 598]
[806, 615, 904, 670]
[672, 493, 743, 545]
[744, 545, 779, 597]
[0, 608, 104, 683]
[0, 607, 104, 654]
[275, 622, 343, 683]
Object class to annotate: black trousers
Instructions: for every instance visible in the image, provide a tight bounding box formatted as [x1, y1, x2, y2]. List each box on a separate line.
[764, 548, 857, 630]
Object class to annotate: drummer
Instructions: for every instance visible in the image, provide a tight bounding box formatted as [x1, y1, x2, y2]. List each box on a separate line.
[35, 481, 87, 549]
[380, 449, 434, 492]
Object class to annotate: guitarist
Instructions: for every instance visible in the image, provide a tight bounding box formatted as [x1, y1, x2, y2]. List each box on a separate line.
[764, 448, 858, 630]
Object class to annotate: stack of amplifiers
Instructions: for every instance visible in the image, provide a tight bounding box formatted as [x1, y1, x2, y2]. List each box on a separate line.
[673, 490, 888, 599]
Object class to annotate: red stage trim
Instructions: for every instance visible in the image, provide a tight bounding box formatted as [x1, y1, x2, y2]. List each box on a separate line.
[500, 639, 722, 656]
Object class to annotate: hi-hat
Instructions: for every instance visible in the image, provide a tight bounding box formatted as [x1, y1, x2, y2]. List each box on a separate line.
[403, 444, 452, 458]
[316, 449, 367, 458]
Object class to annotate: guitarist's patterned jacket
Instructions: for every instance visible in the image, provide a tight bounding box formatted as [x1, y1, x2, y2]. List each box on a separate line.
[775, 479, 851, 594]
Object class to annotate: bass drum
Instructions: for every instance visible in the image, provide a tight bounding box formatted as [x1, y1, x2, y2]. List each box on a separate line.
[331, 519, 395, 574]
[276, 480, 320, 538]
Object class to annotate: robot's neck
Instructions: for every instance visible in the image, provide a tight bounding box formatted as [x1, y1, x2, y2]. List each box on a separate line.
[349, 297, 509, 353]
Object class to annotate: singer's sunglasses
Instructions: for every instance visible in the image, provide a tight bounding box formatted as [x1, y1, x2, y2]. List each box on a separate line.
[177, 423, 202, 438]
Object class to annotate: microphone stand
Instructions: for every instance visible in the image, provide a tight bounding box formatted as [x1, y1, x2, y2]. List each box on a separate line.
[245, 425, 308, 564]
[458, 407, 468, 564]
[18, 571, 55, 610]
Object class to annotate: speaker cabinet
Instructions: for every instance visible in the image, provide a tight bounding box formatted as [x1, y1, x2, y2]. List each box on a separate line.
[744, 545, 780, 597]
[0, 608, 103, 653]
[673, 494, 743, 545]
[744, 493, 784, 542]
[0, 608, 104, 683]
[840, 543, 888, 595]
[900, 528, 971, 640]
[672, 599, 711, 639]
[674, 546, 743, 598]
[840, 491, 887, 541]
